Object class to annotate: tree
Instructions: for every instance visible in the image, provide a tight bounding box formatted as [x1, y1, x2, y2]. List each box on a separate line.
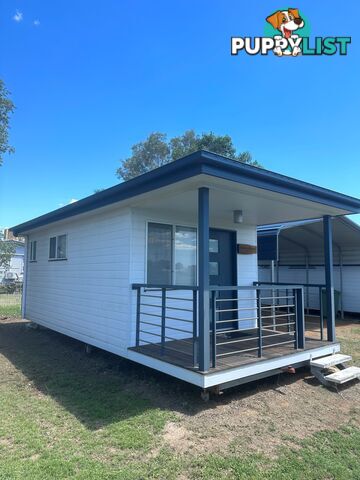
[0, 241, 15, 270]
[116, 130, 261, 181]
[0, 79, 15, 166]
[117, 133, 171, 181]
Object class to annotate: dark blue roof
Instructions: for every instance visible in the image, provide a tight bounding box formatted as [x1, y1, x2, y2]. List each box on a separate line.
[11, 150, 360, 235]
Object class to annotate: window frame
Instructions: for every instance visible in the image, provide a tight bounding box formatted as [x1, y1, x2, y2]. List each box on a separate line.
[146, 221, 197, 286]
[29, 240, 37, 262]
[48, 234, 68, 261]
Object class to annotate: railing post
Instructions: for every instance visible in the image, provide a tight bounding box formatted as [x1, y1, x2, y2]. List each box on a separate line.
[319, 286, 324, 341]
[161, 288, 166, 355]
[286, 288, 290, 333]
[192, 289, 198, 367]
[257, 289, 263, 358]
[135, 287, 141, 347]
[198, 187, 210, 372]
[211, 290, 217, 368]
[295, 287, 305, 349]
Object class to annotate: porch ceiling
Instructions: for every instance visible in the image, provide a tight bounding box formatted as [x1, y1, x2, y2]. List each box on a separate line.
[129, 174, 351, 226]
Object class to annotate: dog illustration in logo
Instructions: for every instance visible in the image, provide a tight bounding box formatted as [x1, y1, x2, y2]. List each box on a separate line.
[266, 8, 304, 56]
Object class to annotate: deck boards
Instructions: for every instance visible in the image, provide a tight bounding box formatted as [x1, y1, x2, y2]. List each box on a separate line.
[129, 326, 331, 374]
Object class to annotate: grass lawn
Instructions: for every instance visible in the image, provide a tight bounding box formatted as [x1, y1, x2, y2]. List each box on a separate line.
[0, 294, 21, 318]
[0, 303, 21, 317]
[0, 317, 359, 479]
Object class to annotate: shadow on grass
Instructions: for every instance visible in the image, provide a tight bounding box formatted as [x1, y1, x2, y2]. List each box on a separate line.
[0, 319, 321, 430]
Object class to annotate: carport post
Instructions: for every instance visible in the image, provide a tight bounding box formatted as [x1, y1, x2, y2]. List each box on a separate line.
[198, 187, 210, 372]
[323, 215, 336, 342]
[339, 248, 344, 320]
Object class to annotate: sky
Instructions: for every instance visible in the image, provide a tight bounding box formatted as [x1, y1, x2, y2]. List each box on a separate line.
[1, 0, 359, 228]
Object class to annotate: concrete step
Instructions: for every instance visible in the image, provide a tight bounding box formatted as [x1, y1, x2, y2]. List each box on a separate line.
[325, 366, 360, 385]
[310, 354, 352, 369]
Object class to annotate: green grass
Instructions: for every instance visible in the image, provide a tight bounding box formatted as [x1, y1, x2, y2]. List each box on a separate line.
[0, 319, 359, 479]
[0, 303, 21, 317]
[192, 428, 360, 479]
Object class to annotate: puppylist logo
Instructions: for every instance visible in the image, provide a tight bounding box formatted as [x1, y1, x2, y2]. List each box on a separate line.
[231, 8, 351, 57]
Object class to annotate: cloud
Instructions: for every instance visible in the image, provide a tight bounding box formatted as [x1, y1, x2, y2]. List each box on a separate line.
[58, 199, 79, 208]
[33, 19, 40, 27]
[13, 10, 23, 22]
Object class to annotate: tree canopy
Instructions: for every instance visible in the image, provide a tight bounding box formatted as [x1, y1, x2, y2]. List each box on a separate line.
[116, 130, 261, 181]
[0, 240, 15, 270]
[0, 79, 15, 166]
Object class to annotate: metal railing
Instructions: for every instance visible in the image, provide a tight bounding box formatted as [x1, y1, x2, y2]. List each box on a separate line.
[132, 283, 306, 371]
[132, 284, 199, 366]
[209, 285, 305, 368]
[254, 282, 326, 340]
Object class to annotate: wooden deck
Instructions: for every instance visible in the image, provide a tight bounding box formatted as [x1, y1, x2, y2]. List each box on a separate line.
[129, 325, 332, 374]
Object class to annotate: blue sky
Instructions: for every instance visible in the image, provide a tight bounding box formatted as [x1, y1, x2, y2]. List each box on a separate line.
[1, 0, 359, 228]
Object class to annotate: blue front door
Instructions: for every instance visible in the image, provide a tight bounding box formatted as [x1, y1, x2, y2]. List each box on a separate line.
[209, 228, 238, 331]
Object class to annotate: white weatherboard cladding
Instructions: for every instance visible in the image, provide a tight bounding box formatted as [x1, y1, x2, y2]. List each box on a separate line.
[129, 208, 259, 345]
[25, 207, 132, 356]
[24, 202, 259, 365]
[259, 263, 360, 313]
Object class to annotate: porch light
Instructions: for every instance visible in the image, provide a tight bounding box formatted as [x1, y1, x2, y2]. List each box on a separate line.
[233, 210, 243, 224]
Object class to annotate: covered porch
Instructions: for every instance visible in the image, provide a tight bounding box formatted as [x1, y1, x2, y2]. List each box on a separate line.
[125, 151, 360, 386]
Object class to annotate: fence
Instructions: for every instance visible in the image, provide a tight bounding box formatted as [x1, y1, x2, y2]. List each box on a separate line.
[0, 281, 22, 315]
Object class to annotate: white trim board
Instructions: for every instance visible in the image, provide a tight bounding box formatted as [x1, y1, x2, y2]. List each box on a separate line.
[127, 343, 341, 389]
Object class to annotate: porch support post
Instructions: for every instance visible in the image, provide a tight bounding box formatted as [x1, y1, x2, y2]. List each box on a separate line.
[198, 187, 210, 372]
[323, 215, 336, 342]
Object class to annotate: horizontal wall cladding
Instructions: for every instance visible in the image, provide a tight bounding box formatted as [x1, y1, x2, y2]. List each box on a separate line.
[25, 206, 132, 355]
[130, 208, 258, 345]
[259, 264, 360, 314]
[278, 247, 360, 266]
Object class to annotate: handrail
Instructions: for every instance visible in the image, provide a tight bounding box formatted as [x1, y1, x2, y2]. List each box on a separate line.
[210, 284, 304, 291]
[133, 283, 305, 291]
[254, 281, 325, 288]
[132, 283, 198, 290]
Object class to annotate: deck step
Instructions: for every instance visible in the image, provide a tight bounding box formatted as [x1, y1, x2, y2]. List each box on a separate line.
[325, 366, 360, 385]
[310, 354, 352, 369]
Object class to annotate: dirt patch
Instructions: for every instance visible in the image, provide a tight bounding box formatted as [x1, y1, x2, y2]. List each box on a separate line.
[173, 373, 360, 456]
[162, 422, 194, 453]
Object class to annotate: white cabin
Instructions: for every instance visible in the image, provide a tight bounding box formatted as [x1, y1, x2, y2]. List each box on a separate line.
[12, 151, 360, 393]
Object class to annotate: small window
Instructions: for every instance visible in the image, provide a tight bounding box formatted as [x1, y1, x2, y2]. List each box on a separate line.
[29, 241, 37, 262]
[49, 235, 67, 260]
[57, 235, 67, 259]
[209, 239, 219, 253]
[209, 261, 219, 276]
[49, 237, 56, 259]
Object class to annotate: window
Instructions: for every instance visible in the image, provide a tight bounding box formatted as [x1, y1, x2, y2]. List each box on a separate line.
[29, 241, 37, 262]
[147, 223, 197, 286]
[174, 226, 197, 285]
[209, 261, 219, 276]
[209, 239, 219, 253]
[147, 223, 172, 284]
[49, 235, 67, 260]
